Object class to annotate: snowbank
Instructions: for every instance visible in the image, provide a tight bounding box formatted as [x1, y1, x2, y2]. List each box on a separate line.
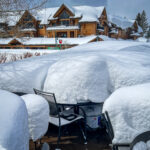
[21, 94, 49, 141]
[0, 90, 29, 150]
[103, 83, 150, 144]
[0, 41, 150, 103]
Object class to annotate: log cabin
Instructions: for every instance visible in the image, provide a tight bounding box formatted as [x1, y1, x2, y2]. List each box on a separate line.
[0, 3, 143, 49]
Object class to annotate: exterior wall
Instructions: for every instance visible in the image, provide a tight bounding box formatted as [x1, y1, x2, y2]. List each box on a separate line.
[37, 25, 47, 37]
[80, 22, 97, 36]
[47, 30, 79, 38]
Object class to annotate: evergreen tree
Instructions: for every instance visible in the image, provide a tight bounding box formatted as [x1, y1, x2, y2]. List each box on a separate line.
[136, 13, 142, 27]
[141, 10, 148, 34]
[146, 26, 150, 39]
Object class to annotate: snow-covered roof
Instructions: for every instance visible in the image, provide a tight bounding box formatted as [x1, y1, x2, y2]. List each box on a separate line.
[47, 25, 79, 31]
[108, 15, 135, 29]
[130, 32, 141, 36]
[74, 6, 104, 23]
[138, 25, 143, 33]
[0, 35, 100, 45]
[0, 11, 25, 26]
[25, 5, 105, 25]
[109, 28, 118, 34]
[20, 28, 36, 32]
[34, 7, 59, 25]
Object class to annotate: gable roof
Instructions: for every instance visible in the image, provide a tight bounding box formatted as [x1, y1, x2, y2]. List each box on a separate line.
[53, 3, 75, 18]
[0, 4, 105, 26]
[0, 11, 25, 26]
[35, 5, 105, 24]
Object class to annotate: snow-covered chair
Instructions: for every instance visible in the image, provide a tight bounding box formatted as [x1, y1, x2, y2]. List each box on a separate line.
[33, 88, 87, 147]
[102, 111, 130, 150]
[130, 131, 150, 150]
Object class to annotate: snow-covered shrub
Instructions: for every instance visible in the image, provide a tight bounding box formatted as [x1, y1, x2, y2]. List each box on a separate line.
[0, 90, 29, 150]
[21, 94, 49, 141]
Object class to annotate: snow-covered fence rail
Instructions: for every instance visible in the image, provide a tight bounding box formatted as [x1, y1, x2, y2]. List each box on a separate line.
[0, 52, 42, 64]
[0, 49, 59, 64]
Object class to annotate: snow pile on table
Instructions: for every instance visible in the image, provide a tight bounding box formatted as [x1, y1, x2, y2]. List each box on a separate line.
[0, 41, 150, 103]
[21, 94, 49, 141]
[44, 55, 110, 103]
[103, 83, 150, 144]
[0, 90, 29, 150]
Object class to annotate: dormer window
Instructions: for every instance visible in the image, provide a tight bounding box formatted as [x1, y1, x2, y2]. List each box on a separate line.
[23, 14, 32, 21]
[59, 10, 70, 19]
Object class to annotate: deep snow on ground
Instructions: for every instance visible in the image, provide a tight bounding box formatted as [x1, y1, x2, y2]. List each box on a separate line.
[0, 41, 150, 104]
[0, 90, 29, 150]
[21, 94, 49, 141]
[103, 83, 150, 144]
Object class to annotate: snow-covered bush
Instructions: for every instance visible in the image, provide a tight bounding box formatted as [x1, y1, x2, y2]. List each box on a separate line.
[0, 90, 29, 150]
[21, 94, 49, 141]
[103, 83, 150, 144]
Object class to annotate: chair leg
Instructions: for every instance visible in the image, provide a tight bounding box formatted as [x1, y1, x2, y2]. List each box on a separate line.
[34, 141, 37, 150]
[78, 121, 87, 144]
[57, 126, 61, 148]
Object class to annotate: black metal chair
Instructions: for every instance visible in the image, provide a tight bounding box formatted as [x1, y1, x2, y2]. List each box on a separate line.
[130, 131, 150, 150]
[102, 111, 130, 150]
[33, 88, 87, 147]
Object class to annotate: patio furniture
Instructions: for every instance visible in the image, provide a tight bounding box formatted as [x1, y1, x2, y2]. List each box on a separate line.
[102, 111, 130, 150]
[33, 88, 87, 147]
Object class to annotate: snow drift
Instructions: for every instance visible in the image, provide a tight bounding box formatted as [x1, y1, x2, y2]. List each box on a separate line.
[0, 41, 150, 104]
[21, 94, 49, 141]
[103, 83, 150, 144]
[0, 90, 29, 150]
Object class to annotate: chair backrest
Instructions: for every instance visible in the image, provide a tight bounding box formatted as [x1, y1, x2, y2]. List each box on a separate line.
[130, 131, 150, 150]
[103, 111, 114, 141]
[33, 88, 59, 116]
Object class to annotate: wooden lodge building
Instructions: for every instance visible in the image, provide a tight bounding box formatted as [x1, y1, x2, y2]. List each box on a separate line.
[0, 3, 142, 49]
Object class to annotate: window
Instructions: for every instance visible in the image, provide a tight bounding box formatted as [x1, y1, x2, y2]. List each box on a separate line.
[38, 24, 43, 29]
[52, 23, 56, 26]
[57, 32, 67, 38]
[70, 31, 74, 37]
[97, 24, 104, 30]
[60, 20, 69, 26]
[23, 14, 32, 21]
[24, 23, 34, 28]
[59, 10, 70, 19]
[0, 23, 5, 28]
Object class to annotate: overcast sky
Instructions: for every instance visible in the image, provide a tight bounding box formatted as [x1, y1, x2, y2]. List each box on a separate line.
[45, 0, 150, 23]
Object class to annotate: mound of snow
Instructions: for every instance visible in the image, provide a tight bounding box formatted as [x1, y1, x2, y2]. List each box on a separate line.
[44, 56, 110, 103]
[136, 37, 148, 42]
[21, 94, 49, 141]
[103, 83, 150, 144]
[0, 41, 150, 104]
[0, 90, 29, 150]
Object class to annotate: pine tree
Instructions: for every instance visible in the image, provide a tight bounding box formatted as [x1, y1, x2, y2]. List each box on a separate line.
[146, 26, 150, 39]
[136, 13, 142, 27]
[141, 10, 148, 34]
